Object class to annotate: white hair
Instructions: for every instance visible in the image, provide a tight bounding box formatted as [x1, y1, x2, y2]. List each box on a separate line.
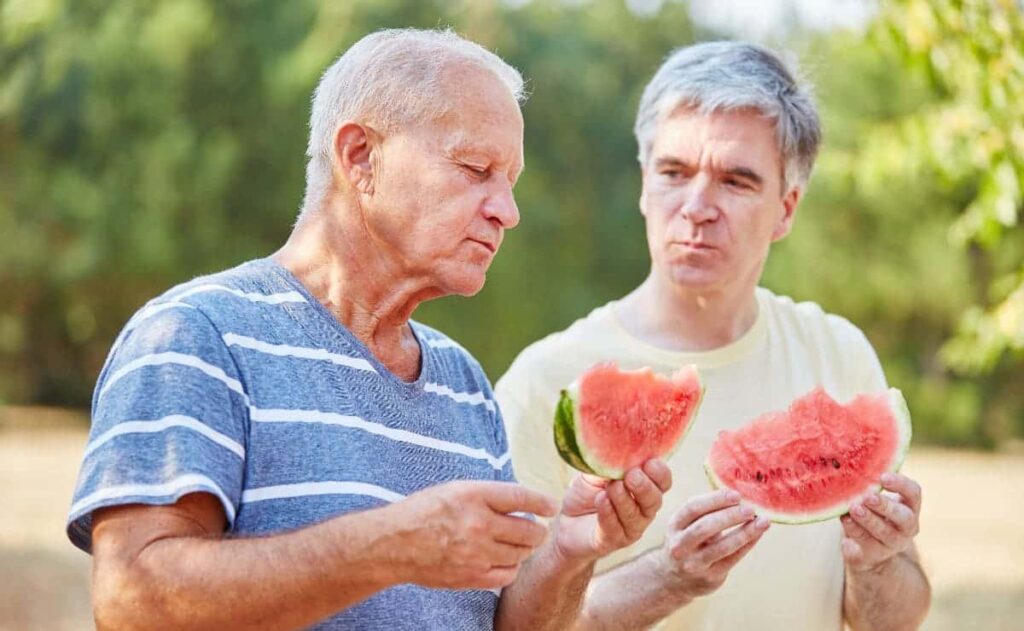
[634, 41, 821, 190]
[300, 28, 526, 216]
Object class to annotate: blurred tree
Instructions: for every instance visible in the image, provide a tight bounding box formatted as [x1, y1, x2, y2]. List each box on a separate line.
[0, 0, 1020, 445]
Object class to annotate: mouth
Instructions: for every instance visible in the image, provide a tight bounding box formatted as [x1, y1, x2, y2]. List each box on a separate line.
[672, 241, 715, 250]
[468, 238, 498, 254]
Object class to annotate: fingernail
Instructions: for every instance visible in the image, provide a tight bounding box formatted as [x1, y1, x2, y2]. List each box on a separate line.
[880, 473, 893, 485]
[851, 505, 866, 517]
[740, 505, 755, 518]
[727, 491, 741, 502]
[865, 494, 880, 507]
[627, 469, 643, 485]
[755, 516, 770, 528]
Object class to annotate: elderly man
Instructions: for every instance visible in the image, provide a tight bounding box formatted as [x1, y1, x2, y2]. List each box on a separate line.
[496, 42, 930, 630]
[67, 29, 671, 630]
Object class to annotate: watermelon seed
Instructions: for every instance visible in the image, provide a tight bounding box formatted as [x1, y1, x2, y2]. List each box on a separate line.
[755, 471, 764, 482]
[832, 459, 841, 469]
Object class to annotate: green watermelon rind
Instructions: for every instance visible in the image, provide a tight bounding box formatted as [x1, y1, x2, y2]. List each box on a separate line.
[556, 367, 705, 480]
[703, 388, 913, 525]
[554, 388, 597, 476]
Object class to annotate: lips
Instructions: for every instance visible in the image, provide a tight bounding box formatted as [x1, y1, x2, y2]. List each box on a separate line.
[468, 238, 498, 254]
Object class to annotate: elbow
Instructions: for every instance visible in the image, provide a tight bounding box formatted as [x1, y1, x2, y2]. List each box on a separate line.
[92, 559, 176, 631]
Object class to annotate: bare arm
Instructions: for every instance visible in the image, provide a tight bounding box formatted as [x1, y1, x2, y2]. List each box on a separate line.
[572, 490, 769, 630]
[496, 461, 672, 630]
[842, 473, 931, 631]
[91, 481, 557, 631]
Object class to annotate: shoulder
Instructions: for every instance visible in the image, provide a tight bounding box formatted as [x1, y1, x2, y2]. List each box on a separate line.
[758, 287, 874, 354]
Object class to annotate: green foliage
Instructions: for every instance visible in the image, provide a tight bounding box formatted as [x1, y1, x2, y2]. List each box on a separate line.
[0, 0, 1020, 445]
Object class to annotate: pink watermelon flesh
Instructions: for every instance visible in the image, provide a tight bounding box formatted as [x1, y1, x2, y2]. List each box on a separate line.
[576, 363, 702, 475]
[706, 387, 910, 523]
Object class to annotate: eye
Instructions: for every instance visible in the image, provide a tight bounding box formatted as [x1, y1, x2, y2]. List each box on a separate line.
[462, 164, 490, 180]
[659, 169, 684, 181]
[725, 177, 752, 190]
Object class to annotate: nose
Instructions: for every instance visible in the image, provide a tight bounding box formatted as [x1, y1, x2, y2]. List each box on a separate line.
[679, 175, 719, 224]
[482, 181, 520, 229]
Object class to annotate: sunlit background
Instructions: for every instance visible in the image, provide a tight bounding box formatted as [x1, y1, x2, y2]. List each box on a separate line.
[1, 0, 1021, 628]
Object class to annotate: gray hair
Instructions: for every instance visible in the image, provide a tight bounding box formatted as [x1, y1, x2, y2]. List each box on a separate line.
[301, 28, 526, 214]
[634, 41, 821, 190]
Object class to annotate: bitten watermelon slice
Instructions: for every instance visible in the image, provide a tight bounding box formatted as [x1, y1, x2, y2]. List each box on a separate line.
[705, 387, 912, 524]
[554, 362, 704, 479]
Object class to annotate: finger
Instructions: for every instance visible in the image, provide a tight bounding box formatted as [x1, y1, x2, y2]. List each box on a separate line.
[483, 483, 558, 518]
[490, 513, 548, 548]
[849, 503, 901, 548]
[840, 514, 870, 541]
[487, 541, 537, 567]
[678, 504, 755, 549]
[607, 480, 644, 540]
[581, 474, 610, 491]
[841, 537, 863, 565]
[709, 532, 761, 573]
[880, 473, 922, 515]
[642, 459, 673, 493]
[671, 490, 742, 530]
[624, 467, 664, 519]
[477, 565, 521, 589]
[596, 490, 626, 542]
[863, 493, 918, 536]
[698, 516, 770, 566]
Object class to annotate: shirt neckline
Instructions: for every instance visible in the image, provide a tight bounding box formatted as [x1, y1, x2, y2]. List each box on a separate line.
[252, 257, 436, 394]
[604, 289, 769, 369]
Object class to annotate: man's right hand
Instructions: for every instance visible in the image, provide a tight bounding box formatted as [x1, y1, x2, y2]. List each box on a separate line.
[655, 490, 770, 598]
[387, 480, 558, 590]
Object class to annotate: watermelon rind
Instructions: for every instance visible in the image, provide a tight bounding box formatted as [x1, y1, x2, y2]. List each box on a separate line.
[554, 389, 597, 475]
[556, 367, 705, 480]
[704, 388, 913, 525]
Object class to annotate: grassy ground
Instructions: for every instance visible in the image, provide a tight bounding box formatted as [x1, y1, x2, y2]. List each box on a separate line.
[2, 418, 1022, 630]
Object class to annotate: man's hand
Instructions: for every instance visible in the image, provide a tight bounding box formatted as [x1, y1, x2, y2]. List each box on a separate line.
[655, 490, 770, 598]
[391, 480, 558, 590]
[552, 459, 672, 564]
[841, 472, 922, 573]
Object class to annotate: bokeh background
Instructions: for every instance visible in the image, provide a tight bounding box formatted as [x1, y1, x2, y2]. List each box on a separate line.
[1, 0, 1022, 629]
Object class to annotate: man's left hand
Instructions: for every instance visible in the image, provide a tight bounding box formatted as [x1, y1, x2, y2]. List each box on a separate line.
[841, 472, 922, 573]
[552, 459, 672, 565]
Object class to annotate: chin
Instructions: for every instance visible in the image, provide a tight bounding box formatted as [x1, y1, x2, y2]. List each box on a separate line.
[664, 264, 727, 290]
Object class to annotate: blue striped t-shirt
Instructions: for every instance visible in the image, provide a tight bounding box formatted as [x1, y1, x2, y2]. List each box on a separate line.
[67, 258, 516, 630]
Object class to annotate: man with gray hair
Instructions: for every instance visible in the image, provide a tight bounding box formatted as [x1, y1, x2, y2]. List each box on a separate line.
[497, 41, 931, 630]
[67, 29, 672, 630]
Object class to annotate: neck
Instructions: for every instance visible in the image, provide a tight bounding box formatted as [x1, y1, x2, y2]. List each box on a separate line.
[272, 196, 440, 364]
[617, 270, 760, 352]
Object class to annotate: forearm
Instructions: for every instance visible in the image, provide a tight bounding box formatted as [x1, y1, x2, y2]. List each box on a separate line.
[574, 549, 690, 630]
[844, 550, 931, 631]
[495, 537, 596, 631]
[93, 506, 402, 631]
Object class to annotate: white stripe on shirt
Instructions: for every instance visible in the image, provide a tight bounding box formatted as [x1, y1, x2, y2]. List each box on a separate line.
[223, 333, 376, 373]
[249, 407, 511, 470]
[68, 473, 237, 523]
[424, 382, 497, 413]
[242, 480, 404, 504]
[83, 415, 245, 460]
[169, 284, 307, 305]
[99, 352, 250, 405]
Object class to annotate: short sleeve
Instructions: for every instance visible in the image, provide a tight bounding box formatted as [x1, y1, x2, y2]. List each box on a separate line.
[829, 315, 889, 395]
[66, 303, 249, 553]
[495, 356, 573, 503]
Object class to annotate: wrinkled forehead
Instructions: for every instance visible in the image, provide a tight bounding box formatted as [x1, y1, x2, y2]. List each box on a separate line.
[652, 106, 784, 179]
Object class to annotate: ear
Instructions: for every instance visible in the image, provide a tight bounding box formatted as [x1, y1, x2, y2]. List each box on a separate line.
[333, 122, 378, 195]
[638, 166, 650, 217]
[771, 185, 802, 242]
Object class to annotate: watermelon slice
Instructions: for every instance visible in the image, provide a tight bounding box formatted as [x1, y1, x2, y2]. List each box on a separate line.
[705, 387, 912, 524]
[554, 362, 704, 479]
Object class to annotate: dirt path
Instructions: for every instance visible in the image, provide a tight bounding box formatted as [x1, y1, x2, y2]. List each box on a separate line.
[1, 428, 1021, 630]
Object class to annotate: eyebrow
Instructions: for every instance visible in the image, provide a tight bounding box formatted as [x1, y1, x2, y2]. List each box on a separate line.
[653, 157, 764, 186]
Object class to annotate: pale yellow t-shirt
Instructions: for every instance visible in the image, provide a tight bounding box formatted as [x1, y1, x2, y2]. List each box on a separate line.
[495, 287, 888, 631]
